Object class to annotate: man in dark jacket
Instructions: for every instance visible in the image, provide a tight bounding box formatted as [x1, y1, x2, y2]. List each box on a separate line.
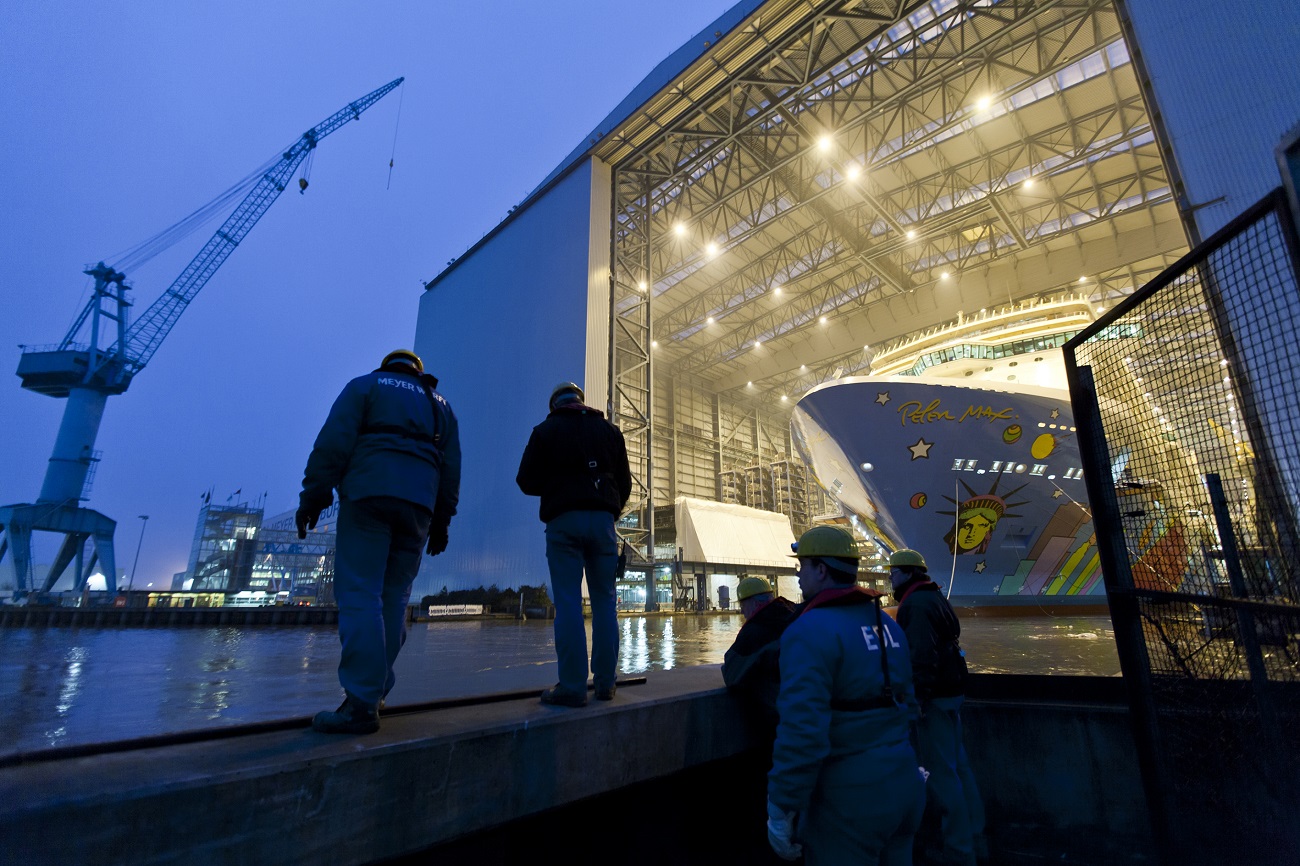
[723, 575, 798, 730]
[890, 548, 986, 865]
[516, 382, 631, 707]
[297, 349, 461, 734]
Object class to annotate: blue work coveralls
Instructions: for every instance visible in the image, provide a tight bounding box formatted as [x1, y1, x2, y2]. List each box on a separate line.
[768, 586, 925, 865]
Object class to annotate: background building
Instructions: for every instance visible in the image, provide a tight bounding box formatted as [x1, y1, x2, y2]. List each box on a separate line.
[181, 499, 336, 604]
[414, 0, 1300, 597]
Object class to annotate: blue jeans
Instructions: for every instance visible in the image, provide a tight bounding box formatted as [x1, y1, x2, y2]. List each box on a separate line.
[918, 696, 985, 866]
[333, 496, 431, 706]
[544, 510, 619, 694]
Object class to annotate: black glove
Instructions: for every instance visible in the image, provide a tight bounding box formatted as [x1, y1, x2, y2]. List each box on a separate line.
[296, 505, 322, 539]
[297, 492, 332, 539]
[426, 523, 449, 556]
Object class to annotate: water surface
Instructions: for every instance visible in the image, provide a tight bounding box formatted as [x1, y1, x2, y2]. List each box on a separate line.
[0, 613, 1118, 756]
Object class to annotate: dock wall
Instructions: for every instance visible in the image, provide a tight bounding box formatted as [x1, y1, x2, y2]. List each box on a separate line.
[0, 670, 1151, 865]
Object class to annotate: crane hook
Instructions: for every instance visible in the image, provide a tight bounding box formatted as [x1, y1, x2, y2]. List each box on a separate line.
[298, 178, 309, 194]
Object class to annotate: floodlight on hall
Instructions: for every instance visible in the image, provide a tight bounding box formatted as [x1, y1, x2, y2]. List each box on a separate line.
[674, 223, 687, 237]
[651, 340, 659, 348]
[976, 96, 992, 112]
[706, 316, 715, 324]
[706, 242, 719, 257]
[1078, 276, 1087, 283]
[773, 286, 783, 296]
[638, 280, 647, 291]
[1023, 178, 1035, 190]
[817, 135, 832, 153]
[906, 229, 916, 239]
[747, 381, 753, 387]
[754, 339, 762, 348]
[940, 271, 950, 280]
[845, 164, 861, 181]
[781, 395, 788, 402]
[819, 316, 828, 325]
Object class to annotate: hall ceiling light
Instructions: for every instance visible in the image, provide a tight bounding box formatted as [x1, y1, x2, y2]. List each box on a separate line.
[976, 96, 992, 112]
[819, 316, 828, 324]
[674, 223, 687, 237]
[754, 340, 762, 348]
[706, 242, 719, 257]
[638, 280, 647, 291]
[817, 135, 832, 153]
[906, 229, 916, 239]
[747, 381, 753, 387]
[706, 316, 715, 324]
[800, 364, 807, 370]
[1023, 178, 1035, 190]
[781, 395, 788, 402]
[845, 164, 861, 181]
[773, 286, 783, 295]
[940, 271, 950, 280]
[651, 340, 659, 348]
[1078, 276, 1087, 283]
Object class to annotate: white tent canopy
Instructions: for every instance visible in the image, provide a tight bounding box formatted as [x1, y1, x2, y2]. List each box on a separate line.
[674, 496, 796, 570]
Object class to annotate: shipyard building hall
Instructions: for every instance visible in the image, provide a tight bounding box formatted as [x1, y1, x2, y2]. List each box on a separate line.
[412, 0, 1300, 609]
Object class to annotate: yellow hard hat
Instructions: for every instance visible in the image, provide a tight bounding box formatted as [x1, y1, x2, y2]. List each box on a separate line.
[889, 548, 927, 569]
[382, 349, 423, 372]
[737, 576, 774, 601]
[790, 525, 860, 559]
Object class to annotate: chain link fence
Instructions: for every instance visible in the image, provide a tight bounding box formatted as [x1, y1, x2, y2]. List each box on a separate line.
[1065, 188, 1300, 865]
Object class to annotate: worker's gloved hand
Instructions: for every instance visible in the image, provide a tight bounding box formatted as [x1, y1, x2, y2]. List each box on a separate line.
[426, 522, 449, 556]
[766, 800, 802, 861]
[296, 506, 322, 539]
[296, 492, 332, 539]
[919, 765, 931, 784]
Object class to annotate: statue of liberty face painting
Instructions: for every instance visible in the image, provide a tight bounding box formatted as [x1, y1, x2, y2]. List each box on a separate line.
[940, 478, 1028, 554]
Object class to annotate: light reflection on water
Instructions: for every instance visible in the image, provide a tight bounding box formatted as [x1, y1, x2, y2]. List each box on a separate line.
[0, 613, 1116, 755]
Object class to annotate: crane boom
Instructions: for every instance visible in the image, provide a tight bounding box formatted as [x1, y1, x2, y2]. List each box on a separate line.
[119, 76, 403, 376]
[1, 77, 403, 596]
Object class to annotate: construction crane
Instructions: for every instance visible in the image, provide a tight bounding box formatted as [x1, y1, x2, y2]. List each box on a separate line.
[0, 77, 403, 595]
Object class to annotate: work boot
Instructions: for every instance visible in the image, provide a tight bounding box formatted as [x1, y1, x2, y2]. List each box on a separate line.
[312, 693, 380, 734]
[539, 684, 587, 707]
[594, 682, 617, 701]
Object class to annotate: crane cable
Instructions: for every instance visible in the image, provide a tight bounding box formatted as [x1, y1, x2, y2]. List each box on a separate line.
[387, 82, 405, 190]
[106, 152, 282, 274]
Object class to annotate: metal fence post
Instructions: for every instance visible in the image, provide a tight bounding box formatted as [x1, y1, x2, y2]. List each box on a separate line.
[1067, 362, 1174, 866]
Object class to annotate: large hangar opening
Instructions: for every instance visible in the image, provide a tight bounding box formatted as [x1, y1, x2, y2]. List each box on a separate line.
[598, 0, 1186, 605]
[417, 0, 1215, 600]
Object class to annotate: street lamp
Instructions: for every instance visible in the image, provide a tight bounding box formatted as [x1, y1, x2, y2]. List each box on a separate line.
[128, 515, 150, 592]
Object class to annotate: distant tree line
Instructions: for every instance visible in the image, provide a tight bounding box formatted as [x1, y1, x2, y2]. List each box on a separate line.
[420, 584, 553, 614]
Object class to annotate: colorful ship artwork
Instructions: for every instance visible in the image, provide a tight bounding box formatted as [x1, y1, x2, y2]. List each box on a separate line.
[791, 377, 1109, 607]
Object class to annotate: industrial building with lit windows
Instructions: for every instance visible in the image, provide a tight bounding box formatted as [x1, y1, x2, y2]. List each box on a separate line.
[178, 499, 337, 605]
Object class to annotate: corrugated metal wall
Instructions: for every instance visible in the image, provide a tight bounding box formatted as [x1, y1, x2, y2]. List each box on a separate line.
[1123, 0, 1300, 237]
[413, 160, 602, 594]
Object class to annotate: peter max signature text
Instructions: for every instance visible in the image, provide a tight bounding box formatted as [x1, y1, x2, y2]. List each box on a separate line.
[898, 399, 1015, 426]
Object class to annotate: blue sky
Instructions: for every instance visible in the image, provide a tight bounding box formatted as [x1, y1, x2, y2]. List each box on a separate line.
[1, 0, 737, 585]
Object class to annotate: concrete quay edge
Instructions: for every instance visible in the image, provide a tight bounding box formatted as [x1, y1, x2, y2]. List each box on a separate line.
[0, 665, 749, 866]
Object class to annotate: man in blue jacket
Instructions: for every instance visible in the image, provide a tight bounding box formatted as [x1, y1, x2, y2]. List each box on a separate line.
[516, 382, 631, 707]
[767, 525, 925, 865]
[297, 349, 461, 734]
